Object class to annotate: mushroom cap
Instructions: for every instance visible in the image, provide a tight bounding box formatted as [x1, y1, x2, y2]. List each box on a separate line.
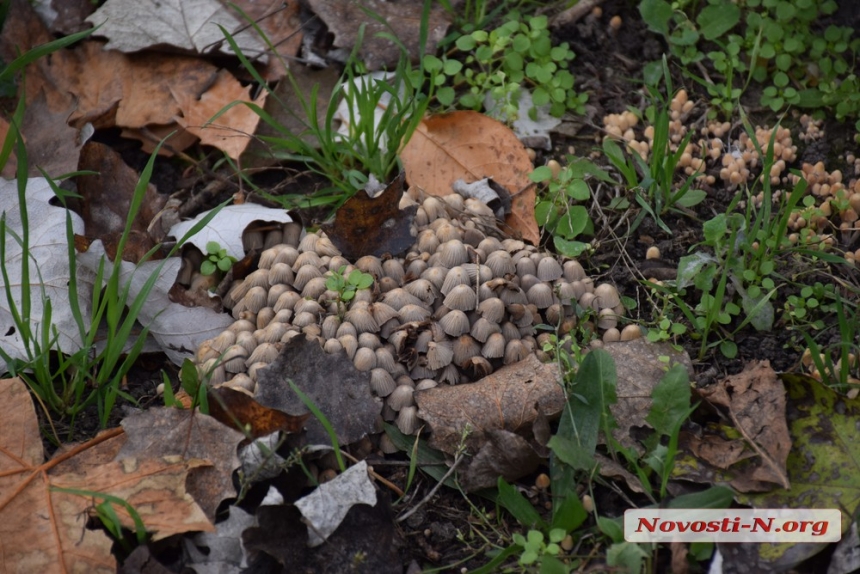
[527, 283, 554, 309]
[563, 260, 586, 282]
[246, 342, 279, 366]
[301, 277, 328, 299]
[597, 307, 619, 330]
[298, 232, 320, 253]
[405, 278, 438, 305]
[417, 229, 440, 254]
[441, 266, 471, 295]
[382, 288, 425, 310]
[370, 368, 397, 397]
[383, 259, 405, 283]
[477, 297, 505, 323]
[336, 321, 357, 338]
[504, 339, 530, 364]
[375, 347, 397, 372]
[385, 385, 415, 411]
[273, 291, 302, 313]
[486, 250, 516, 277]
[358, 332, 382, 350]
[481, 332, 506, 358]
[244, 269, 270, 290]
[439, 239, 469, 267]
[438, 309, 471, 336]
[443, 284, 477, 311]
[470, 317, 502, 343]
[515, 257, 537, 278]
[345, 305, 379, 333]
[536, 257, 563, 281]
[399, 304, 432, 322]
[293, 265, 323, 291]
[243, 286, 269, 314]
[353, 347, 377, 371]
[338, 334, 358, 359]
[594, 283, 621, 309]
[293, 251, 323, 271]
[426, 341, 454, 370]
[222, 344, 249, 373]
[323, 338, 343, 355]
[274, 245, 300, 266]
[395, 405, 419, 434]
[620, 324, 643, 341]
[315, 236, 341, 257]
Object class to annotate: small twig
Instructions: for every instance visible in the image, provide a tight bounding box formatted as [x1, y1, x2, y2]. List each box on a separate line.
[395, 451, 466, 523]
[339, 450, 405, 498]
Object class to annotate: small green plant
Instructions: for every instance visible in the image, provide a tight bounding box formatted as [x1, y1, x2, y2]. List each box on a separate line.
[0, 84, 222, 435]
[530, 157, 618, 257]
[512, 528, 566, 567]
[51, 487, 147, 551]
[199, 240, 236, 279]
[659, 116, 810, 359]
[801, 294, 860, 391]
[426, 12, 586, 120]
[325, 266, 374, 314]
[220, 2, 436, 209]
[639, 0, 860, 126]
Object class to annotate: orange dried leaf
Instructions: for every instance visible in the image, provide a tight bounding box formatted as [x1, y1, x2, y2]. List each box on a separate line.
[173, 69, 266, 159]
[400, 111, 539, 244]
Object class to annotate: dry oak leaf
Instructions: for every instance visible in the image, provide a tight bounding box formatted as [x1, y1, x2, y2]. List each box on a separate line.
[173, 69, 266, 159]
[400, 110, 539, 244]
[85, 0, 268, 61]
[0, 378, 214, 574]
[414, 354, 565, 456]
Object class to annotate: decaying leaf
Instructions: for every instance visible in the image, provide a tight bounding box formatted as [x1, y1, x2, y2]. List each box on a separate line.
[321, 172, 418, 259]
[169, 204, 294, 261]
[228, 0, 303, 80]
[255, 335, 381, 445]
[697, 361, 791, 489]
[117, 408, 244, 522]
[185, 506, 257, 573]
[77, 243, 235, 365]
[724, 372, 860, 569]
[414, 354, 565, 456]
[295, 460, 377, 547]
[400, 111, 539, 244]
[11, 90, 88, 178]
[172, 69, 267, 160]
[305, 0, 450, 70]
[0, 178, 96, 374]
[243, 494, 401, 573]
[76, 141, 167, 263]
[603, 339, 694, 453]
[208, 386, 310, 439]
[0, 378, 214, 573]
[459, 429, 543, 491]
[85, 0, 268, 60]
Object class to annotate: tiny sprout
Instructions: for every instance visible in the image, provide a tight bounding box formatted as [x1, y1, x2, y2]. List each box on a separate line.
[200, 241, 236, 277]
[326, 266, 374, 304]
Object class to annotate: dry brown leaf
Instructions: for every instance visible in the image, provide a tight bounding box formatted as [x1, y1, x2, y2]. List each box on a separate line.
[320, 172, 417, 259]
[120, 124, 200, 156]
[256, 335, 380, 445]
[0, 378, 216, 573]
[229, 0, 303, 81]
[603, 339, 694, 453]
[208, 386, 310, 439]
[306, 0, 450, 71]
[459, 428, 543, 491]
[117, 408, 244, 522]
[413, 354, 565, 455]
[173, 69, 266, 159]
[76, 141, 168, 263]
[400, 111, 539, 244]
[696, 360, 791, 489]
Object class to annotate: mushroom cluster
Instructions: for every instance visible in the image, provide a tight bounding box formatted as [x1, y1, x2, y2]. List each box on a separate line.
[194, 191, 628, 434]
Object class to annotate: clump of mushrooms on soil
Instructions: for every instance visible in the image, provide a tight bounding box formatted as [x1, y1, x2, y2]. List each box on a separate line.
[192, 188, 639, 437]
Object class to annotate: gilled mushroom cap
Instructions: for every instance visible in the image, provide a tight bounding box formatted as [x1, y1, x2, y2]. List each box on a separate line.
[444, 284, 477, 311]
[438, 309, 471, 336]
[594, 283, 621, 309]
